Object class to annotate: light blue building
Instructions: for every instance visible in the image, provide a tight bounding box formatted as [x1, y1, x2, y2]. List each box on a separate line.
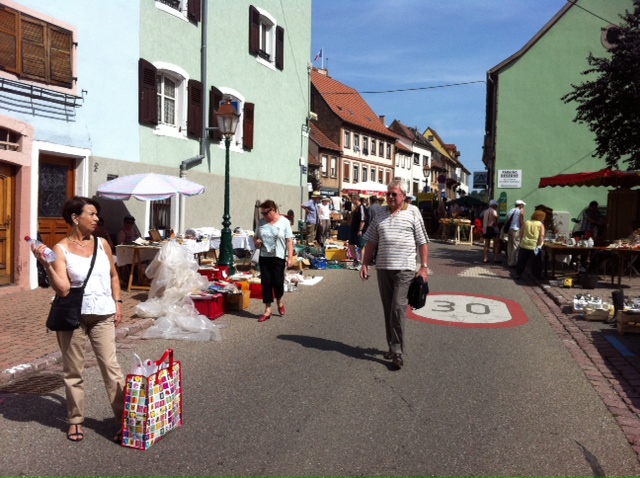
[0, 0, 311, 290]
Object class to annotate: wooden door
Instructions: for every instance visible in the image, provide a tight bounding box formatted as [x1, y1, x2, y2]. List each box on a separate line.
[0, 164, 14, 286]
[606, 189, 640, 241]
[38, 155, 75, 248]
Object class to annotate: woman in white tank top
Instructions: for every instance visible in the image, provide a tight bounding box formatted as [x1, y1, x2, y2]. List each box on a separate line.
[32, 196, 125, 443]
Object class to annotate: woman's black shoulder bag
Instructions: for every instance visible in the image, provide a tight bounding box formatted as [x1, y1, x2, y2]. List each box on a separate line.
[46, 237, 99, 332]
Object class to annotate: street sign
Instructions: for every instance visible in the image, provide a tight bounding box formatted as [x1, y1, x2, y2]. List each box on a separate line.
[408, 293, 528, 328]
[473, 171, 488, 189]
[497, 169, 522, 188]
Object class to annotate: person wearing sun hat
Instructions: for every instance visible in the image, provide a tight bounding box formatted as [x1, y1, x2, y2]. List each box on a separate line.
[504, 199, 526, 267]
[301, 191, 322, 246]
[317, 196, 332, 246]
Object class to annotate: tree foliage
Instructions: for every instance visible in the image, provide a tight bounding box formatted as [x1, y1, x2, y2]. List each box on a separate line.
[562, 4, 640, 170]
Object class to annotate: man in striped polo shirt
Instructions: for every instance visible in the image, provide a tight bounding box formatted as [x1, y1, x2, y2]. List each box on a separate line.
[360, 180, 429, 370]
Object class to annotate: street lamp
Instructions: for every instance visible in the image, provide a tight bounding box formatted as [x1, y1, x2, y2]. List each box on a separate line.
[216, 99, 240, 274]
[422, 165, 431, 192]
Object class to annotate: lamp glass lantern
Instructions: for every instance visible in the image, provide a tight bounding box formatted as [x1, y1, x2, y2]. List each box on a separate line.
[216, 99, 241, 274]
[423, 165, 431, 179]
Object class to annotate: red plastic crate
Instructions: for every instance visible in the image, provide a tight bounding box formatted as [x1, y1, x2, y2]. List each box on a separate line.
[192, 293, 225, 320]
[249, 283, 263, 300]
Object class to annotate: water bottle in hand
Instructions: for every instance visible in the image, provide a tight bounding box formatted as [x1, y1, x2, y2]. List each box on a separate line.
[25, 236, 57, 262]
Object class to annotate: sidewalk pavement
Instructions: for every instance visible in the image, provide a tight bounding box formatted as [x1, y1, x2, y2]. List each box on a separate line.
[0, 287, 153, 384]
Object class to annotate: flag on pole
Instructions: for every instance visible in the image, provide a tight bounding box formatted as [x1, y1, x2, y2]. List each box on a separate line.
[313, 49, 323, 62]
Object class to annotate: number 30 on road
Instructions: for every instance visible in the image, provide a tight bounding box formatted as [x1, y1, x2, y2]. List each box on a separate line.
[408, 293, 528, 329]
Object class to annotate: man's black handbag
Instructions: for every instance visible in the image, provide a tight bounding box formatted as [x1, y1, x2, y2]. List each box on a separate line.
[407, 276, 429, 310]
[46, 237, 98, 332]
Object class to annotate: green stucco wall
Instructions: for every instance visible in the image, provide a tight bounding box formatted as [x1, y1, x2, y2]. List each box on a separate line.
[134, 1, 311, 231]
[493, 0, 632, 222]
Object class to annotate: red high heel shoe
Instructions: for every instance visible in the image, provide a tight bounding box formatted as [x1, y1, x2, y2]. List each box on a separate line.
[258, 312, 272, 323]
[278, 304, 285, 316]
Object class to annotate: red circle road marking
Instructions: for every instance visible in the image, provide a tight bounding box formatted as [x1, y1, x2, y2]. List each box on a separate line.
[407, 293, 528, 329]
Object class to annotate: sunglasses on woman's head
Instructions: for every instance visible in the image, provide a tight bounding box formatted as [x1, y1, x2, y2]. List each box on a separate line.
[261, 209, 272, 216]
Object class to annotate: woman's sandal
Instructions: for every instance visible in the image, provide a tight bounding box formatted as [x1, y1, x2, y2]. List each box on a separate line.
[67, 423, 84, 442]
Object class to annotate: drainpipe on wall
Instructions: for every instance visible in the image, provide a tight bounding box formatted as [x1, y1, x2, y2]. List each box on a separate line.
[178, 1, 208, 234]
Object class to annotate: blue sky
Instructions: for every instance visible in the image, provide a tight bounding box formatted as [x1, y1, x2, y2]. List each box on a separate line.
[311, 0, 569, 176]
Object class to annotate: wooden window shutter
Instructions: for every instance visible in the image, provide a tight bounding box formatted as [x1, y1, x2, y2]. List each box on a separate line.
[209, 86, 223, 142]
[187, 0, 201, 23]
[187, 79, 203, 138]
[138, 58, 158, 126]
[275, 26, 284, 71]
[248, 5, 259, 56]
[0, 7, 19, 74]
[20, 16, 47, 83]
[49, 25, 73, 88]
[243, 102, 254, 151]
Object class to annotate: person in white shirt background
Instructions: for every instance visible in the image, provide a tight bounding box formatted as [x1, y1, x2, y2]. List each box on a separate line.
[505, 199, 526, 267]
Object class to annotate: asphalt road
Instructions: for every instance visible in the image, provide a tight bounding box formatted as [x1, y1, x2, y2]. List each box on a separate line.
[1, 242, 640, 477]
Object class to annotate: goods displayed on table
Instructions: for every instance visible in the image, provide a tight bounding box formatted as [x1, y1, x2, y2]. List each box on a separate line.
[122, 349, 182, 450]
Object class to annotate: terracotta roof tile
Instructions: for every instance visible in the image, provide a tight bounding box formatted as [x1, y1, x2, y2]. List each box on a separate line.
[309, 122, 341, 152]
[312, 69, 395, 139]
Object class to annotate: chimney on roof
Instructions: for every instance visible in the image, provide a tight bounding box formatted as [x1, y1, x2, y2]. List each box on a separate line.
[316, 68, 329, 76]
[379, 115, 386, 125]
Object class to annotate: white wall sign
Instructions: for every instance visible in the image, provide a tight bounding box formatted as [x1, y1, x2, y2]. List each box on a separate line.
[497, 170, 522, 188]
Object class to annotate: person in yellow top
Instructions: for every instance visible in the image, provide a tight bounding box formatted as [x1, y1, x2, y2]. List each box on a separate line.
[515, 210, 546, 280]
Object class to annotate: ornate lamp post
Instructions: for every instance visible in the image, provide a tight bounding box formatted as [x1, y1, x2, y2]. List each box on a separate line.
[216, 99, 240, 274]
[422, 165, 431, 192]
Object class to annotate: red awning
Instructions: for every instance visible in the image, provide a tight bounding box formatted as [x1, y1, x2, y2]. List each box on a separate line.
[538, 169, 640, 188]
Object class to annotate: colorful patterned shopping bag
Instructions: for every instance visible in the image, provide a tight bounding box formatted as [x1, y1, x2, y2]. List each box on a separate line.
[121, 349, 183, 450]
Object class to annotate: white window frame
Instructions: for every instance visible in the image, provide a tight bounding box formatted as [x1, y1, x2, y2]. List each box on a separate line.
[154, 0, 190, 22]
[344, 130, 351, 149]
[330, 156, 337, 178]
[216, 87, 246, 153]
[153, 62, 189, 140]
[362, 166, 368, 182]
[353, 164, 359, 183]
[253, 6, 278, 71]
[321, 155, 328, 177]
[371, 139, 376, 156]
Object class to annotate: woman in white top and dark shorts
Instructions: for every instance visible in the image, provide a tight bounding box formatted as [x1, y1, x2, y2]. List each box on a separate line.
[32, 196, 125, 443]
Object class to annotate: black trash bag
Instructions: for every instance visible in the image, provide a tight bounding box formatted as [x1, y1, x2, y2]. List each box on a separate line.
[408, 276, 429, 310]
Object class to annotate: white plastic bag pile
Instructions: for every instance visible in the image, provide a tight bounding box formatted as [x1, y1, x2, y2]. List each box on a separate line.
[135, 240, 224, 341]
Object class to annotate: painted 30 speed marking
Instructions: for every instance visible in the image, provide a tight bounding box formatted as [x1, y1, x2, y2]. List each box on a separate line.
[408, 293, 528, 329]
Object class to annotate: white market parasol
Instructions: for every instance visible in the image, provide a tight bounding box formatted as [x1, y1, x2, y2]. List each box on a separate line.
[96, 173, 205, 201]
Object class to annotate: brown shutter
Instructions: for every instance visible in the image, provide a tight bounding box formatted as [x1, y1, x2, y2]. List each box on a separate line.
[187, 79, 203, 138]
[20, 16, 46, 83]
[187, 0, 201, 23]
[275, 26, 284, 71]
[138, 58, 158, 126]
[0, 6, 19, 74]
[49, 25, 73, 88]
[209, 86, 223, 142]
[248, 5, 259, 56]
[243, 102, 254, 151]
